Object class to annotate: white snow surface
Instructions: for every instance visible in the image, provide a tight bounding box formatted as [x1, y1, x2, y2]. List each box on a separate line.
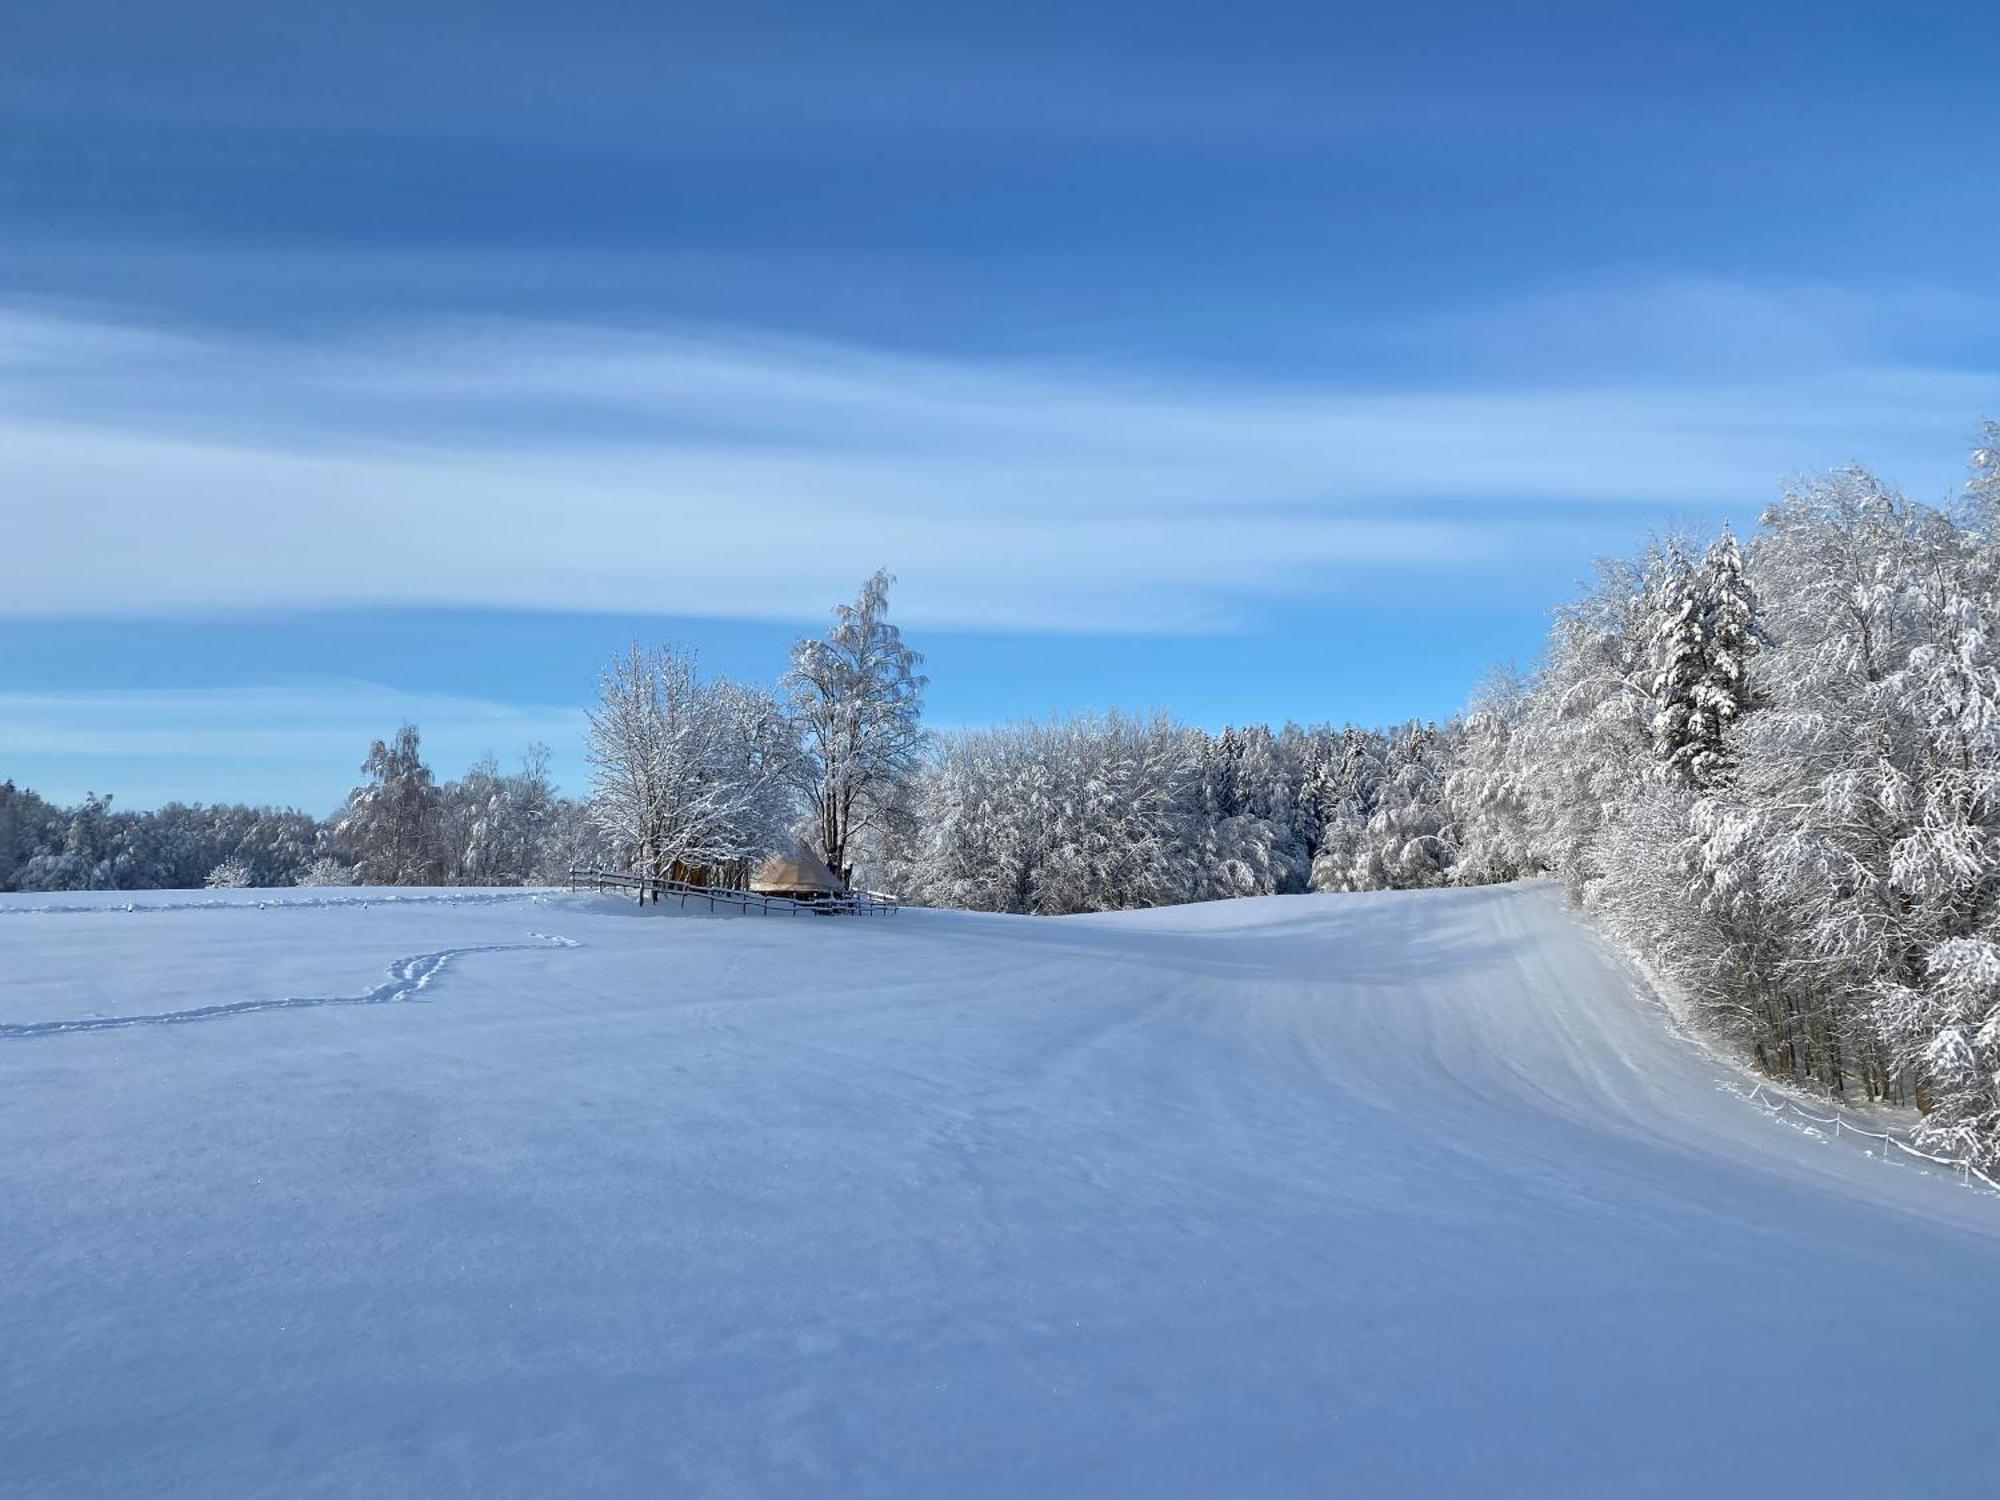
[2, 881, 1995, 1497]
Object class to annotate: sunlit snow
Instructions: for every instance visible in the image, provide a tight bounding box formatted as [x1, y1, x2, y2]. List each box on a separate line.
[3, 883, 1994, 1496]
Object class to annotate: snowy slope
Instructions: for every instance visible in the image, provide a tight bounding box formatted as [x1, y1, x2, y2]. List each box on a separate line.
[2, 882, 1995, 1498]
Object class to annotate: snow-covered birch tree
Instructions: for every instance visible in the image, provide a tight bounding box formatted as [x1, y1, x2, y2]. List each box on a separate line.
[334, 723, 446, 886]
[787, 570, 927, 884]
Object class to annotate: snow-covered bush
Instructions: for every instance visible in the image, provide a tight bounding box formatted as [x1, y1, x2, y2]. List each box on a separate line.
[297, 857, 357, 887]
[203, 857, 255, 889]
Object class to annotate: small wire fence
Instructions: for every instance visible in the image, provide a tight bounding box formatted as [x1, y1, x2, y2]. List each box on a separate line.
[566, 868, 900, 918]
[1727, 1079, 2000, 1196]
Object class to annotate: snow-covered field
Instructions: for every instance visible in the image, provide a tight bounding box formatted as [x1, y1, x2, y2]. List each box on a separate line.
[3, 883, 1995, 1498]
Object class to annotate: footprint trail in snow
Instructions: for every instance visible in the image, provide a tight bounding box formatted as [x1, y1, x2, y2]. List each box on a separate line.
[0, 933, 579, 1038]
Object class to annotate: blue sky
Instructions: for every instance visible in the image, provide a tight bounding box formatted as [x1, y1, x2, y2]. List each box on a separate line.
[5, 0, 1997, 811]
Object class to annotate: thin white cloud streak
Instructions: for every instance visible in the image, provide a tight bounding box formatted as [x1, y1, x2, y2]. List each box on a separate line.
[4, 297, 1992, 630]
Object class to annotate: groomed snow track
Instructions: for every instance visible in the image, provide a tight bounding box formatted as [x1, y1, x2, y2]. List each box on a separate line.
[1, 881, 1994, 1498]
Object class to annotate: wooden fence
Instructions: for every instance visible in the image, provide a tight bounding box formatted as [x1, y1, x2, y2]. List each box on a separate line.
[566, 868, 901, 917]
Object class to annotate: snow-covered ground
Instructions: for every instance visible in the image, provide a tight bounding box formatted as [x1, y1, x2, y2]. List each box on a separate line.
[3, 882, 1995, 1497]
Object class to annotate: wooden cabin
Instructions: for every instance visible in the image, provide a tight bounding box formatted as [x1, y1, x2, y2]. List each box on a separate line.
[666, 858, 748, 891]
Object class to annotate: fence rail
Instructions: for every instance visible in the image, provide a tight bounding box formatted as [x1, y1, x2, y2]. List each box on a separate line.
[566, 868, 900, 918]
[1730, 1079, 2000, 1195]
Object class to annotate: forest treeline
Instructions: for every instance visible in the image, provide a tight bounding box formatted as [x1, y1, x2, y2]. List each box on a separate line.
[0, 740, 598, 893]
[881, 427, 2000, 1170]
[5, 425, 1996, 1167]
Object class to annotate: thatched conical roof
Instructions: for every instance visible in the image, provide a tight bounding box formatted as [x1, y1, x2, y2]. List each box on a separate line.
[749, 843, 843, 895]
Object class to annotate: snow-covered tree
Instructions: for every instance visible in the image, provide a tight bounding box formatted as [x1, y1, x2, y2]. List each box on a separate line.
[586, 644, 798, 885]
[1689, 527, 1761, 785]
[1446, 669, 1533, 886]
[787, 570, 927, 884]
[334, 723, 446, 886]
[529, 795, 605, 884]
[0, 781, 68, 891]
[1510, 555, 1656, 898]
[1641, 528, 1759, 792]
[1307, 729, 1383, 893]
[16, 793, 148, 891]
[1187, 728, 1278, 900]
[1969, 418, 2000, 529]
[891, 712, 1199, 915]
[502, 745, 565, 879]
[440, 753, 513, 885]
[1647, 539, 1709, 786]
[586, 644, 672, 881]
[1347, 723, 1457, 891]
[432, 748, 571, 886]
[1885, 939, 2000, 1167]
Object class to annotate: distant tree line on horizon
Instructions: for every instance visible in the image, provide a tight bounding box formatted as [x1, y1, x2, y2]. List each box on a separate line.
[0, 737, 599, 894]
[5, 423, 1997, 1170]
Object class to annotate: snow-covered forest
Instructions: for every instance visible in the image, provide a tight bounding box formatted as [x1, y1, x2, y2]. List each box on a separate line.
[6, 426, 1998, 1168]
[886, 427, 2000, 1169]
[0, 732, 600, 894]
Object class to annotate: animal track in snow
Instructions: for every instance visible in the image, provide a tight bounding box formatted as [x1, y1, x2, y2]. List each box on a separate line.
[0, 934, 579, 1039]
[0, 890, 554, 918]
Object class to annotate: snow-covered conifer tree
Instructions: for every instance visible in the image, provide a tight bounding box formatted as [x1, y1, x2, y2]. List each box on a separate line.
[1307, 729, 1381, 893]
[1688, 526, 1761, 786]
[1647, 540, 1711, 787]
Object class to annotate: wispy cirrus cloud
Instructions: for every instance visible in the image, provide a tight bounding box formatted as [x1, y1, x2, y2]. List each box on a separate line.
[4, 285, 1993, 633]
